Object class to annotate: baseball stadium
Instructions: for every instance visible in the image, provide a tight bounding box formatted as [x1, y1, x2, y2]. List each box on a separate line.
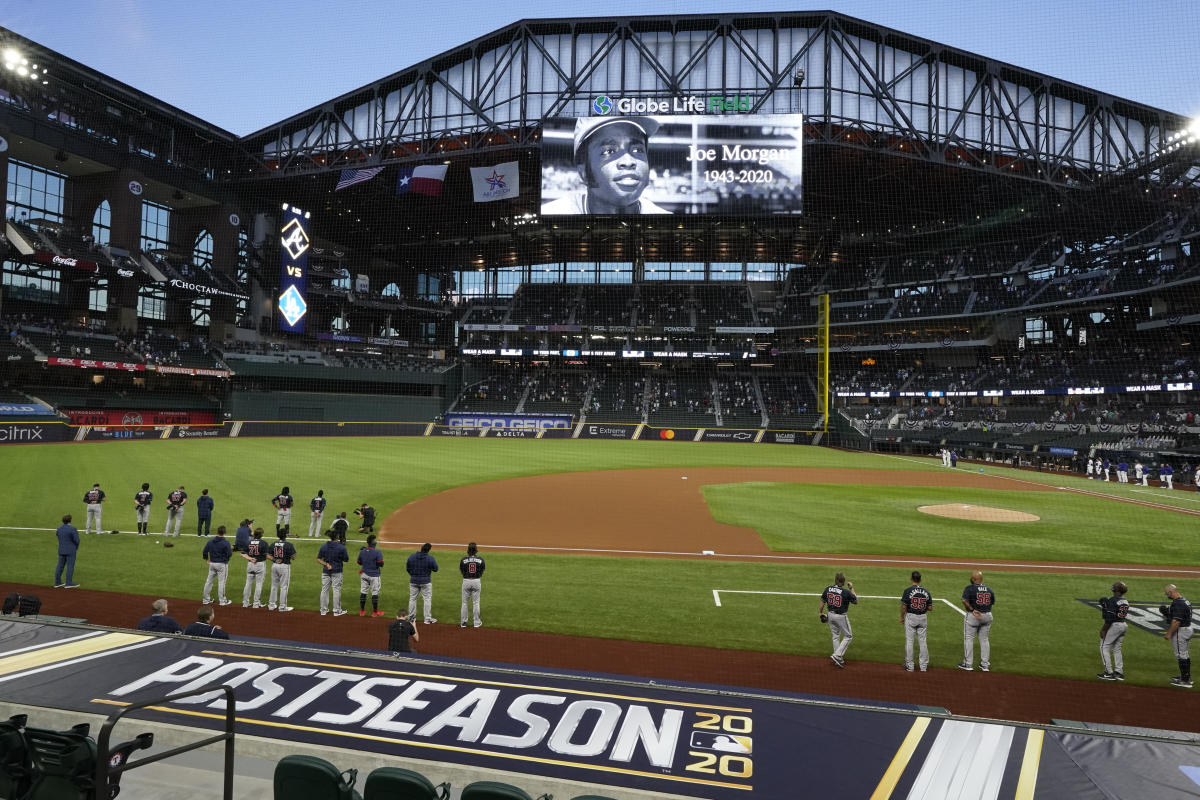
[0, 8, 1198, 799]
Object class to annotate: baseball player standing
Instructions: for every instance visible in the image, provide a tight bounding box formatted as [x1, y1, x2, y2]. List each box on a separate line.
[460, 542, 486, 628]
[1097, 581, 1129, 681]
[273, 486, 294, 535]
[958, 571, 994, 672]
[1086, 457, 1095, 479]
[900, 571, 932, 672]
[134, 483, 153, 536]
[241, 528, 268, 608]
[1164, 584, 1193, 688]
[317, 529, 349, 616]
[200, 525, 233, 606]
[308, 490, 326, 538]
[1194, 466, 1200, 491]
[1102, 457, 1111, 481]
[82, 483, 105, 534]
[1116, 460, 1129, 484]
[406, 542, 439, 623]
[1161, 463, 1175, 490]
[53, 514, 80, 588]
[267, 529, 296, 612]
[357, 534, 385, 617]
[195, 489, 214, 536]
[818, 572, 856, 667]
[164, 486, 188, 537]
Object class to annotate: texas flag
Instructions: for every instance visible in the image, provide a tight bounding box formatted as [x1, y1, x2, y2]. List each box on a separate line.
[469, 161, 520, 203]
[396, 164, 448, 197]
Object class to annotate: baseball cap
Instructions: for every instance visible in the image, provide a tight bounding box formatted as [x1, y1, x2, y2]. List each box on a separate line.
[240, 518, 251, 526]
[573, 116, 660, 159]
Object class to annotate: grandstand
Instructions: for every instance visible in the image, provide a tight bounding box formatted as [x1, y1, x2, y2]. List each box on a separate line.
[1, 9, 1199, 798]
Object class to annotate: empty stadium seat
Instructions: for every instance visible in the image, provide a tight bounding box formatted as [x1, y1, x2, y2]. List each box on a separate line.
[0, 713, 30, 799]
[23, 721, 152, 800]
[274, 754, 362, 800]
[460, 781, 550, 800]
[363, 766, 449, 799]
[569, 795, 619, 800]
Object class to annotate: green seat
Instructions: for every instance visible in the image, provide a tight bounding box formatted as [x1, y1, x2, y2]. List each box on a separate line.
[460, 781, 545, 800]
[0, 713, 30, 800]
[570, 796, 619, 800]
[274, 754, 362, 800]
[23, 723, 97, 800]
[363, 766, 449, 800]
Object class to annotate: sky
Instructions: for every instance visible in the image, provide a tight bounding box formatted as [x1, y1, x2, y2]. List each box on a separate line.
[3, 0, 1198, 137]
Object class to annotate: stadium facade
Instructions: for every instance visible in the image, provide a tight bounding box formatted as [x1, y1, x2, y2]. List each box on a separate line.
[0, 13, 1198, 463]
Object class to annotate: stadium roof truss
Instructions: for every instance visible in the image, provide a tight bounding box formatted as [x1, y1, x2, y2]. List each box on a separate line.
[236, 12, 1191, 188]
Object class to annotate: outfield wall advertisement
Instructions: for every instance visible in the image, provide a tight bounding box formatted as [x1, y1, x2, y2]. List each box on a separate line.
[446, 413, 573, 430]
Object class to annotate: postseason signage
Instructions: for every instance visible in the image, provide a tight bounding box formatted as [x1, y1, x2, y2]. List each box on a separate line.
[541, 110, 803, 216]
[838, 381, 1197, 399]
[278, 205, 311, 334]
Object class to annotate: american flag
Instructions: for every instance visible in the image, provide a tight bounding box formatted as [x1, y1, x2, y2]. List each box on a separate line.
[335, 167, 384, 191]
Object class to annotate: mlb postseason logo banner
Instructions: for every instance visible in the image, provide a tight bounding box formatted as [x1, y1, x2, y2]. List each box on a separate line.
[446, 413, 573, 430]
[540, 107, 803, 216]
[278, 205, 311, 333]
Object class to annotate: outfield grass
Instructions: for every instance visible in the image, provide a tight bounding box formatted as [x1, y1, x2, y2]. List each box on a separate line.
[702, 482, 1198, 564]
[3, 436, 1196, 686]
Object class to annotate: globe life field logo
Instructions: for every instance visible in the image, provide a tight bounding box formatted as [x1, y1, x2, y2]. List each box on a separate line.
[590, 94, 755, 115]
[591, 95, 613, 115]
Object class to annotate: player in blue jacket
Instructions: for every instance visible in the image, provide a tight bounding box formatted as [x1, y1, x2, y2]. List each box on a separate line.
[317, 529, 349, 616]
[406, 542, 439, 624]
[195, 489, 214, 536]
[1160, 463, 1175, 490]
[358, 535, 385, 617]
[308, 489, 327, 538]
[200, 526, 233, 606]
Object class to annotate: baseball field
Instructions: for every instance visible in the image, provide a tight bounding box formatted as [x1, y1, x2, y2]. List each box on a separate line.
[3, 436, 1197, 719]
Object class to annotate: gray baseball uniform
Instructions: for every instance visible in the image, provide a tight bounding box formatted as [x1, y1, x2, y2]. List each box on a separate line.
[902, 584, 932, 671]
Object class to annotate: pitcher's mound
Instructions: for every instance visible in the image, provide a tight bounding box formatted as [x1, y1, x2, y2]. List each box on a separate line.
[917, 504, 1040, 522]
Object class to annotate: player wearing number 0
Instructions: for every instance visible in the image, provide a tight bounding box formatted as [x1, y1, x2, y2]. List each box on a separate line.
[818, 573, 856, 667]
[1097, 581, 1129, 681]
[272, 487, 294, 535]
[459, 543, 486, 628]
[958, 571, 994, 672]
[900, 571, 932, 672]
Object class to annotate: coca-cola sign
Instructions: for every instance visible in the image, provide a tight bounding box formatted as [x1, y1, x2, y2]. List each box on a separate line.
[33, 251, 97, 273]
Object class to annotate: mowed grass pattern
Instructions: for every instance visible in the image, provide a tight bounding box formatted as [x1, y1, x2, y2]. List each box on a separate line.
[1, 436, 1195, 685]
[702, 482, 1198, 564]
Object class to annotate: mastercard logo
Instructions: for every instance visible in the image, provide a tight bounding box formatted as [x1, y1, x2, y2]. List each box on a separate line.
[658, 429, 676, 440]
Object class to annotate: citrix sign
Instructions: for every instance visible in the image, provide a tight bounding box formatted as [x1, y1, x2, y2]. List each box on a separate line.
[591, 95, 753, 115]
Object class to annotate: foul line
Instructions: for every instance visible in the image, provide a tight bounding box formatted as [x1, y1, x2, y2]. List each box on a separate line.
[1131, 489, 1200, 505]
[712, 589, 966, 616]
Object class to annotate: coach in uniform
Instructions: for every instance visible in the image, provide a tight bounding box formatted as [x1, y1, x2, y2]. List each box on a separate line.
[273, 486, 294, 535]
[1161, 463, 1175, 490]
[1097, 581, 1129, 681]
[358, 534, 385, 617]
[200, 525, 233, 607]
[460, 543, 486, 628]
[195, 489, 214, 536]
[818, 573, 856, 668]
[901, 571, 932, 672]
[406, 542, 438, 624]
[241, 527, 268, 608]
[267, 529, 296, 612]
[82, 483, 105, 535]
[134, 483, 153, 536]
[1164, 584, 1193, 688]
[164, 486, 188, 537]
[318, 529, 349, 616]
[308, 490, 326, 538]
[958, 571, 994, 672]
[541, 117, 670, 215]
[53, 514, 80, 589]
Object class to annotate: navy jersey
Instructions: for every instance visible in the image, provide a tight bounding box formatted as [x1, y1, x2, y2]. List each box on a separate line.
[318, 541, 349, 574]
[406, 551, 438, 584]
[183, 622, 230, 640]
[134, 490, 153, 508]
[245, 538, 268, 563]
[273, 493, 294, 509]
[902, 585, 932, 615]
[201, 537, 232, 564]
[358, 546, 385, 577]
[167, 489, 187, 508]
[1169, 596, 1193, 627]
[821, 585, 856, 614]
[83, 487, 105, 503]
[1161, 465, 1175, 476]
[460, 555, 486, 579]
[270, 539, 296, 564]
[196, 495, 214, 515]
[234, 525, 252, 552]
[1101, 596, 1129, 624]
[962, 584, 995, 612]
[310, 495, 327, 513]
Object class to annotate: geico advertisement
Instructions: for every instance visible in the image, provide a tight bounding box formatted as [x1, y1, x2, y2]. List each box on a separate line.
[107, 654, 755, 790]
